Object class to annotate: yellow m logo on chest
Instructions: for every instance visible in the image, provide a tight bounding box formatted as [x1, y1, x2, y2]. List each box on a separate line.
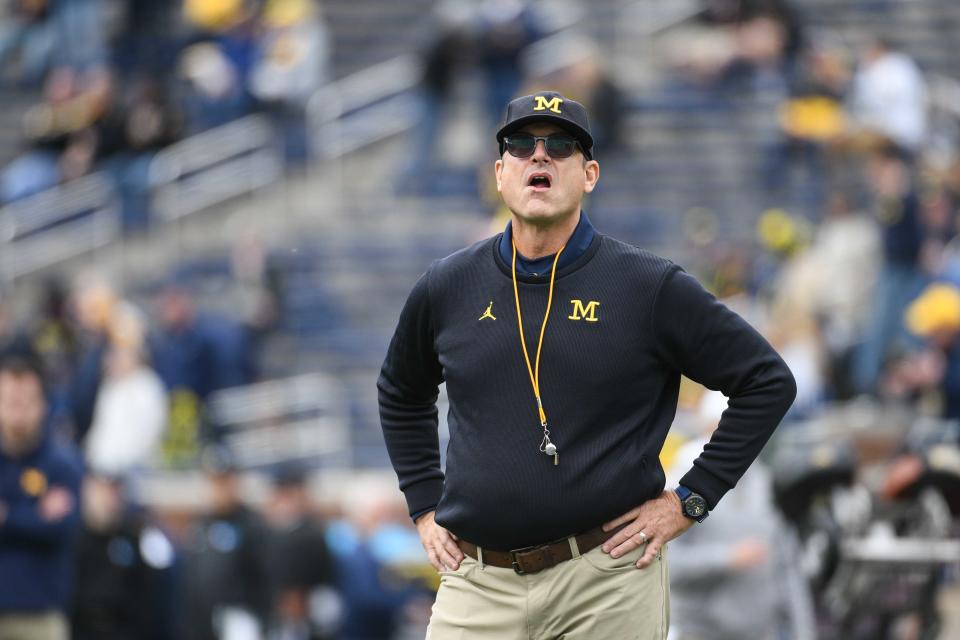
[568, 299, 600, 322]
[533, 95, 563, 114]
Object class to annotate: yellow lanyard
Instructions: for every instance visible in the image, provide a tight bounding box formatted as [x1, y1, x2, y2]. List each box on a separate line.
[511, 239, 564, 465]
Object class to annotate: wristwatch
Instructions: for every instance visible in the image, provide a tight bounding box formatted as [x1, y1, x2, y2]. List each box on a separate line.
[675, 485, 709, 522]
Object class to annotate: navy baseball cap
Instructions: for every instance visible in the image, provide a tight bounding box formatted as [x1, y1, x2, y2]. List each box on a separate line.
[496, 91, 594, 160]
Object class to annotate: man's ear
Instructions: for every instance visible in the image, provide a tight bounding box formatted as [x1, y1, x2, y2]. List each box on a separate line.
[583, 160, 600, 194]
[495, 158, 503, 192]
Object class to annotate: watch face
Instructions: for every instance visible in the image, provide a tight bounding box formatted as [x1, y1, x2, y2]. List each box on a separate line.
[685, 495, 707, 518]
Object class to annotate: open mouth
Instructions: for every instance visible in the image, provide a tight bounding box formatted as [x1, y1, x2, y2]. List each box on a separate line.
[528, 174, 552, 190]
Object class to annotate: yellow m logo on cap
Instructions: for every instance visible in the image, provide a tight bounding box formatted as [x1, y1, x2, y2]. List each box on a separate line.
[533, 95, 563, 114]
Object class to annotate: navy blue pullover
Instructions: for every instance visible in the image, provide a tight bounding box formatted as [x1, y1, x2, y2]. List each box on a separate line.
[0, 427, 83, 611]
[378, 229, 796, 551]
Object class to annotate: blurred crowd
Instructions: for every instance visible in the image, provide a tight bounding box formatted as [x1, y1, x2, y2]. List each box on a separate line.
[0, 0, 330, 229]
[0, 258, 437, 639]
[0, 234, 285, 466]
[0, 343, 434, 639]
[653, 2, 960, 638]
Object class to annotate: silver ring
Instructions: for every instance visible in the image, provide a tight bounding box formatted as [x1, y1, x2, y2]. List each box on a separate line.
[638, 530, 648, 545]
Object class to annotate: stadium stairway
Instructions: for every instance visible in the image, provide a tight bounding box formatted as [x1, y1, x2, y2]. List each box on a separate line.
[796, 0, 960, 75]
[322, 0, 436, 78]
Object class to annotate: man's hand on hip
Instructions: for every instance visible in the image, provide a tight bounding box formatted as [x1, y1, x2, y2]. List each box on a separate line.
[600, 490, 695, 569]
[415, 510, 464, 572]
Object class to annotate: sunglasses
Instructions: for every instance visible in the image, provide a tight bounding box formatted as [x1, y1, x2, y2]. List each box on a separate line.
[503, 133, 580, 159]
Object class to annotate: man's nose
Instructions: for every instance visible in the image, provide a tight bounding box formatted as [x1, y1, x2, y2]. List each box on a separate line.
[530, 139, 551, 161]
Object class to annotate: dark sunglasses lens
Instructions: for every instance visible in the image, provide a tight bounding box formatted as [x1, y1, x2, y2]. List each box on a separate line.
[545, 137, 577, 158]
[505, 135, 536, 157]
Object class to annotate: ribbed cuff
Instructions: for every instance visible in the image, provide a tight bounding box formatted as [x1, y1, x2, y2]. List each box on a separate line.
[678, 465, 730, 511]
[410, 507, 434, 524]
[403, 477, 444, 521]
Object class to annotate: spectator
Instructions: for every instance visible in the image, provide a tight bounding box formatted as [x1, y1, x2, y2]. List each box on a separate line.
[179, 0, 259, 133]
[30, 278, 79, 384]
[885, 283, 960, 420]
[329, 489, 433, 640]
[804, 192, 881, 399]
[94, 75, 183, 231]
[151, 279, 255, 461]
[265, 463, 341, 640]
[476, 0, 544, 125]
[68, 274, 120, 444]
[665, 0, 804, 94]
[228, 235, 282, 372]
[851, 143, 927, 394]
[520, 36, 625, 155]
[849, 36, 927, 154]
[667, 390, 815, 640]
[0, 342, 83, 640]
[71, 473, 177, 640]
[1, 66, 113, 203]
[152, 279, 256, 401]
[28, 278, 78, 436]
[111, 0, 178, 78]
[249, 0, 330, 164]
[397, 2, 474, 194]
[179, 445, 271, 640]
[83, 304, 168, 477]
[764, 43, 850, 215]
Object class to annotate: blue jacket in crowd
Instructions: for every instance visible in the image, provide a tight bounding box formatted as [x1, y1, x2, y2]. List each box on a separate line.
[0, 426, 83, 612]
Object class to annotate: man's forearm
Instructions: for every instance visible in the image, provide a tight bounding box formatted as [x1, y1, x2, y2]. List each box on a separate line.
[679, 363, 796, 508]
[378, 376, 444, 518]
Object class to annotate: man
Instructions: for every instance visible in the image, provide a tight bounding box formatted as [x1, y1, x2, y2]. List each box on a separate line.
[378, 91, 797, 638]
[0, 343, 83, 640]
[667, 392, 815, 640]
[72, 472, 177, 640]
[264, 462, 340, 640]
[850, 36, 926, 154]
[180, 445, 271, 640]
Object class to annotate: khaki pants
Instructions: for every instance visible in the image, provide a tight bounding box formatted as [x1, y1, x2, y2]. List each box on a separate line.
[426, 538, 669, 640]
[0, 611, 68, 640]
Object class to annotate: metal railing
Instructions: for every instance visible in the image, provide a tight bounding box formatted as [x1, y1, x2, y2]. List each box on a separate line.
[0, 53, 427, 284]
[307, 53, 423, 160]
[0, 116, 283, 283]
[148, 114, 283, 222]
[0, 173, 120, 281]
[206, 372, 351, 469]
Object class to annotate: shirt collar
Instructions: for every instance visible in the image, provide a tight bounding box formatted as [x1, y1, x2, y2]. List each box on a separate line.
[499, 211, 596, 277]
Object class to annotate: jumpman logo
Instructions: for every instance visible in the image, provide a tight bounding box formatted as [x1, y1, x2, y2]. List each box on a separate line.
[479, 301, 497, 321]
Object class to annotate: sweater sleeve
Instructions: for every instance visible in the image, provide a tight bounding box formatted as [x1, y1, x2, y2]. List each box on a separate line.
[0, 457, 82, 547]
[651, 265, 796, 509]
[377, 269, 446, 520]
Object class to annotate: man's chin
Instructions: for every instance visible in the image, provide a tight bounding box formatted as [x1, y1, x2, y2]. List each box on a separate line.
[514, 208, 570, 226]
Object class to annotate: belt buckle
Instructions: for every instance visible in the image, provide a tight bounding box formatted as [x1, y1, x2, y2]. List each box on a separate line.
[509, 544, 541, 575]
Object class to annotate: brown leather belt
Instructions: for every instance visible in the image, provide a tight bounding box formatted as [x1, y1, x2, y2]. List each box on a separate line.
[456, 523, 628, 575]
